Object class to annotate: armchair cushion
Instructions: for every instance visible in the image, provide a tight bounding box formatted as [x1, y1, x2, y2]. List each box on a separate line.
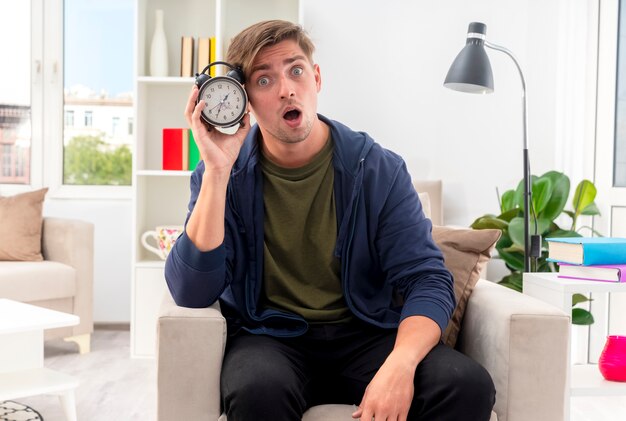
[432, 226, 501, 347]
[0, 188, 48, 261]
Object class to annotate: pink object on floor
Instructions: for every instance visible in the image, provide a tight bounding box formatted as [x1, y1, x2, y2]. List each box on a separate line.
[599, 335, 626, 382]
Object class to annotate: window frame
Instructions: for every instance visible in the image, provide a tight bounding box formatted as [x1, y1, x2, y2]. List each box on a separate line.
[1, 0, 133, 199]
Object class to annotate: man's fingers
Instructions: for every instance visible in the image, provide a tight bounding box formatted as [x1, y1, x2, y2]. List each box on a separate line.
[184, 85, 200, 125]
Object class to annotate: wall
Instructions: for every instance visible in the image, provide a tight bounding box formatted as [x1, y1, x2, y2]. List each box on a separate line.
[303, 0, 567, 226]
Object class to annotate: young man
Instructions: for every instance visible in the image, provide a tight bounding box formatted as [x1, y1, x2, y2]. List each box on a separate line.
[165, 20, 495, 421]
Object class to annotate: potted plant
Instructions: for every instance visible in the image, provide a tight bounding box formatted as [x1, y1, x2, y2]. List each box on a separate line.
[471, 171, 601, 325]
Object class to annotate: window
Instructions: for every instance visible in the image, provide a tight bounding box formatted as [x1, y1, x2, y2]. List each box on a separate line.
[0, 1, 34, 185]
[62, 0, 134, 187]
[128, 117, 133, 136]
[0, 0, 133, 193]
[84, 110, 93, 127]
[65, 110, 74, 127]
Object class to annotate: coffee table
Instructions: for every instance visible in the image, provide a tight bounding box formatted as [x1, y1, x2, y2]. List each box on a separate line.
[0, 299, 80, 421]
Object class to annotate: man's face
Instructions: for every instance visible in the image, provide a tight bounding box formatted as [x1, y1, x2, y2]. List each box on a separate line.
[246, 39, 321, 145]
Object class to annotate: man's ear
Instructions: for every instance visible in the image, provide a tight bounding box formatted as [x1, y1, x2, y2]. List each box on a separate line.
[314, 63, 322, 92]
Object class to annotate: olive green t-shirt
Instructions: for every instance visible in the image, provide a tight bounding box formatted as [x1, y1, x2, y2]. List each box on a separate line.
[260, 137, 351, 324]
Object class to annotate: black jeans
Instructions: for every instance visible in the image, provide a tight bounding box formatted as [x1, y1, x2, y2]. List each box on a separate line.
[221, 319, 495, 421]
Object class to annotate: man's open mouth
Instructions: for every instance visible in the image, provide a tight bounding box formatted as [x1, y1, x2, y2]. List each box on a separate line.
[283, 109, 301, 121]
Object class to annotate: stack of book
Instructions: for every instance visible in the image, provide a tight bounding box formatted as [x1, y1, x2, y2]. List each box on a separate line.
[162, 128, 201, 171]
[546, 237, 626, 283]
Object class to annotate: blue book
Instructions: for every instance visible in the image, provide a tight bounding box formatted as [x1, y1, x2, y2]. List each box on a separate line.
[546, 237, 626, 265]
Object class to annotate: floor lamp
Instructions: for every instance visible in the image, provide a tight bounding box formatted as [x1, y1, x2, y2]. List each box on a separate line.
[443, 22, 532, 272]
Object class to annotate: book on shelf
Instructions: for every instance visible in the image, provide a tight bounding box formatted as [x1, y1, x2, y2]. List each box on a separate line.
[197, 37, 211, 75]
[188, 130, 201, 170]
[558, 262, 626, 282]
[209, 36, 217, 77]
[162, 128, 199, 171]
[162, 128, 184, 170]
[180, 36, 194, 77]
[546, 237, 626, 265]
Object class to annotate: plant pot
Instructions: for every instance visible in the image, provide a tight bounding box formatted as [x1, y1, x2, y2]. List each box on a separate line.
[598, 335, 626, 382]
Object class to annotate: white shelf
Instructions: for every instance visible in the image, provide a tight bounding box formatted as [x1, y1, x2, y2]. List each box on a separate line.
[0, 368, 78, 401]
[136, 170, 192, 177]
[572, 365, 626, 397]
[137, 76, 195, 85]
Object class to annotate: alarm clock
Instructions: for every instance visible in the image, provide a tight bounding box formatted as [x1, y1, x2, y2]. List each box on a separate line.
[195, 61, 248, 128]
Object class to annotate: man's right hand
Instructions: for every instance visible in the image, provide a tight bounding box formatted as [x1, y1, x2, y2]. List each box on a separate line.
[185, 85, 251, 174]
[183, 85, 251, 252]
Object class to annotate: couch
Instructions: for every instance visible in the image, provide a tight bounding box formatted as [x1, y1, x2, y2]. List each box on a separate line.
[156, 181, 570, 421]
[0, 217, 94, 353]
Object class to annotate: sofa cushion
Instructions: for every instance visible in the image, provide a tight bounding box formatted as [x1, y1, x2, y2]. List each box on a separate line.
[432, 226, 501, 348]
[0, 188, 48, 261]
[0, 261, 76, 302]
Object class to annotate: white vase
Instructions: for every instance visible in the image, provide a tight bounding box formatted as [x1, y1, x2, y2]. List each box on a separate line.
[149, 9, 168, 77]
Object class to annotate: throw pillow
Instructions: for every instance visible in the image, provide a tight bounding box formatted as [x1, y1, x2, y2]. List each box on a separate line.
[432, 225, 501, 347]
[0, 188, 48, 261]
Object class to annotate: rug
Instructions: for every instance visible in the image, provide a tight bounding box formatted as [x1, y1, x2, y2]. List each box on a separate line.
[0, 401, 43, 421]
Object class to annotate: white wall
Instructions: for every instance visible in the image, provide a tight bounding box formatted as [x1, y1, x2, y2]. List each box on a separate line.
[40, 0, 598, 322]
[303, 0, 574, 226]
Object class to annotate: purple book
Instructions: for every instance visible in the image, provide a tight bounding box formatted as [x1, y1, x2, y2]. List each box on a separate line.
[557, 262, 626, 283]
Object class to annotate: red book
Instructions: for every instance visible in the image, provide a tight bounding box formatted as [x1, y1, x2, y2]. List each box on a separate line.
[162, 128, 183, 170]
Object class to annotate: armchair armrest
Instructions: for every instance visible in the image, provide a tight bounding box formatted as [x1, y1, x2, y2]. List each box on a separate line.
[157, 293, 226, 421]
[42, 217, 94, 335]
[458, 279, 570, 421]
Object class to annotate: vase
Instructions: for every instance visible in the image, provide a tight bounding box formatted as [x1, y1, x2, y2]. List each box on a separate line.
[598, 335, 626, 382]
[149, 9, 168, 77]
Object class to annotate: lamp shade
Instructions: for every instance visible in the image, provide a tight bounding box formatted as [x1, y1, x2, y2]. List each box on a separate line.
[444, 22, 494, 94]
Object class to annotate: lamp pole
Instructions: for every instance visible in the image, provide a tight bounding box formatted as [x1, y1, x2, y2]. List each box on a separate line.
[483, 41, 531, 273]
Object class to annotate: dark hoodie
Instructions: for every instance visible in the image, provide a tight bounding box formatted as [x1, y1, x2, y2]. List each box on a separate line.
[164, 114, 455, 337]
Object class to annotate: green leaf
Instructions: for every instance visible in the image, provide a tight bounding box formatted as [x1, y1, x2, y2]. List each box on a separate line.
[514, 175, 538, 210]
[563, 210, 575, 220]
[581, 202, 601, 216]
[532, 177, 553, 215]
[470, 216, 509, 230]
[498, 272, 523, 292]
[540, 171, 570, 221]
[501, 190, 517, 213]
[497, 247, 525, 272]
[572, 293, 593, 306]
[546, 230, 582, 239]
[572, 308, 595, 325]
[497, 208, 520, 223]
[509, 216, 552, 246]
[572, 180, 597, 216]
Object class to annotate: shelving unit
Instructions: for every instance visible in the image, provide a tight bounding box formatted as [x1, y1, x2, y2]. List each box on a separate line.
[131, 0, 302, 357]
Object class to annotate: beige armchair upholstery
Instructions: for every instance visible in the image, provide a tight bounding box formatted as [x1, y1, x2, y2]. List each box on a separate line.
[0, 217, 94, 353]
[157, 280, 570, 421]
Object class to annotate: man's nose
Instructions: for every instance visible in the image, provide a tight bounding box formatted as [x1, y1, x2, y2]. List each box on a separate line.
[277, 76, 296, 99]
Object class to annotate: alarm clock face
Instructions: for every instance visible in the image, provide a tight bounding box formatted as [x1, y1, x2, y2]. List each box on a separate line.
[198, 76, 248, 128]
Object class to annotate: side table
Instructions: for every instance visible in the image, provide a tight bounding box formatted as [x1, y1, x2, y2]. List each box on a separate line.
[523, 273, 626, 420]
[0, 299, 80, 421]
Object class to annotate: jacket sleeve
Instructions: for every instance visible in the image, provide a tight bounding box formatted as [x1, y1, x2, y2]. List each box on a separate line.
[164, 162, 230, 308]
[376, 161, 455, 334]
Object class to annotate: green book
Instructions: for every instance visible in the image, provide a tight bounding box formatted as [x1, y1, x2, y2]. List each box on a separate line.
[188, 129, 201, 170]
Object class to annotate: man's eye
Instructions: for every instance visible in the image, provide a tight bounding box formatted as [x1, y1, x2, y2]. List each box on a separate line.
[292, 67, 303, 76]
[258, 77, 269, 86]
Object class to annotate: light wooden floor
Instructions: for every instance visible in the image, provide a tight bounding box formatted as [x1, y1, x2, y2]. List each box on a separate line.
[18, 327, 156, 421]
[13, 327, 626, 420]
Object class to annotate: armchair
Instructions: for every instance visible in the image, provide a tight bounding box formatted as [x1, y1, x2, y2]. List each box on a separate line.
[157, 279, 569, 421]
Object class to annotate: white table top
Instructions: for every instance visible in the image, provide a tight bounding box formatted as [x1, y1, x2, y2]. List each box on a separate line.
[0, 299, 79, 334]
[524, 272, 626, 293]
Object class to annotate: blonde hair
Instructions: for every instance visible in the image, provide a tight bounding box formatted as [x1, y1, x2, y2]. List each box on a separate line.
[226, 20, 315, 80]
